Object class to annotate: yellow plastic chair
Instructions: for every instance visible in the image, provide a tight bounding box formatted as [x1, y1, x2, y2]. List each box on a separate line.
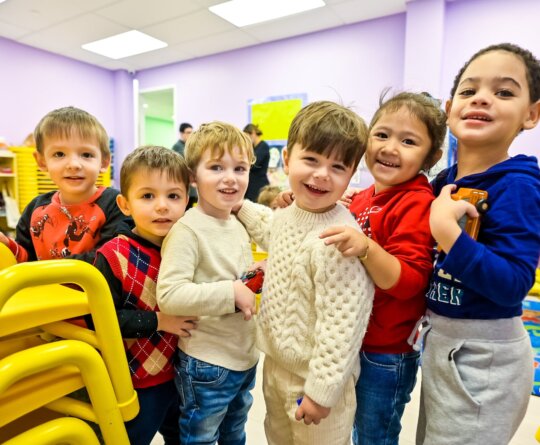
[536, 425, 540, 442]
[3, 417, 100, 445]
[0, 242, 16, 269]
[0, 259, 138, 424]
[0, 340, 129, 444]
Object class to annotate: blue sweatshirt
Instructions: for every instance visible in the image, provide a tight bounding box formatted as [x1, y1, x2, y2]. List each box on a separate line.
[427, 155, 540, 319]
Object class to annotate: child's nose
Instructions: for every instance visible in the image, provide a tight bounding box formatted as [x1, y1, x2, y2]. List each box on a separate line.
[314, 165, 330, 179]
[470, 89, 490, 105]
[66, 155, 82, 169]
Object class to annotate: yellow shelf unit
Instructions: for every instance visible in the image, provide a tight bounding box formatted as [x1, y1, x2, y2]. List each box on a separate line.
[0, 150, 18, 233]
[9, 146, 111, 213]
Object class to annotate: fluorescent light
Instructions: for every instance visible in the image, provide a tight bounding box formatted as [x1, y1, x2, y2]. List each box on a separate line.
[209, 0, 325, 27]
[82, 30, 167, 60]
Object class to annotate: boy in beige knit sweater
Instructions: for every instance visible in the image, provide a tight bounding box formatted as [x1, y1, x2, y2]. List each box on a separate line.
[157, 122, 258, 444]
[237, 101, 375, 445]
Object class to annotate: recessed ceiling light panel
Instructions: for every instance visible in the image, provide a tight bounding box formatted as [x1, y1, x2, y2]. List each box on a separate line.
[82, 30, 167, 60]
[209, 0, 326, 27]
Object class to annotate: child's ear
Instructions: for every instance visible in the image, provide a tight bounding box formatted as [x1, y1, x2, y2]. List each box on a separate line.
[33, 151, 47, 172]
[282, 147, 290, 175]
[444, 99, 453, 117]
[116, 194, 131, 217]
[522, 100, 540, 131]
[100, 156, 111, 173]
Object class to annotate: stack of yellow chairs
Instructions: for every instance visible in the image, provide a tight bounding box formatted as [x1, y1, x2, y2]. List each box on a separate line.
[0, 258, 139, 444]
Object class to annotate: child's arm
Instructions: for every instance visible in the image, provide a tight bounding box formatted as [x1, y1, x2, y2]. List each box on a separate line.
[431, 182, 540, 305]
[157, 223, 255, 317]
[300, 243, 374, 413]
[236, 200, 274, 251]
[320, 226, 400, 290]
[93, 252, 198, 337]
[430, 184, 479, 253]
[322, 191, 436, 297]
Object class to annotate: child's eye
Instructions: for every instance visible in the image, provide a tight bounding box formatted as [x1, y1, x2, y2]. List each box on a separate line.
[496, 89, 515, 98]
[142, 193, 154, 199]
[402, 138, 416, 146]
[52, 151, 65, 158]
[168, 193, 181, 200]
[303, 156, 317, 163]
[235, 166, 247, 172]
[373, 132, 388, 139]
[81, 152, 95, 159]
[332, 163, 346, 171]
[210, 164, 223, 171]
[459, 88, 475, 96]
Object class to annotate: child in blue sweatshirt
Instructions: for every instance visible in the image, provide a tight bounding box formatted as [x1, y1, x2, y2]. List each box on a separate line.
[418, 43, 540, 445]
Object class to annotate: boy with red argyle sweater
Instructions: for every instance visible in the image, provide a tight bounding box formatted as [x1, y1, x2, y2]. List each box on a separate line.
[93, 146, 198, 445]
[0, 106, 128, 263]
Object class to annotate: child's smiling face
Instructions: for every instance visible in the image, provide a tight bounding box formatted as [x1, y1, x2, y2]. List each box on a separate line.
[446, 50, 540, 152]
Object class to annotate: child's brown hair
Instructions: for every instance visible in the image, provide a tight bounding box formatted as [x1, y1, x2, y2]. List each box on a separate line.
[286, 101, 368, 170]
[257, 185, 281, 209]
[120, 145, 190, 196]
[34, 106, 110, 161]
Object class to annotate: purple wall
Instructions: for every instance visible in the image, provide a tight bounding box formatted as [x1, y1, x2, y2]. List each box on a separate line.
[0, 37, 133, 182]
[137, 14, 406, 134]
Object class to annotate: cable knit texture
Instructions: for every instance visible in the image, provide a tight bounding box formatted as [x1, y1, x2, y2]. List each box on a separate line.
[238, 201, 374, 407]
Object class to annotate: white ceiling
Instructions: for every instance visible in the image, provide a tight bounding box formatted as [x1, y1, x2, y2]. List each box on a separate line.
[0, 0, 407, 72]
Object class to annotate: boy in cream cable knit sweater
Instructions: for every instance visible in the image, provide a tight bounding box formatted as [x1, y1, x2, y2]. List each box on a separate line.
[237, 101, 375, 445]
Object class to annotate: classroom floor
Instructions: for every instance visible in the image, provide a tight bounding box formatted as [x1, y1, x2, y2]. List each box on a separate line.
[151, 358, 540, 445]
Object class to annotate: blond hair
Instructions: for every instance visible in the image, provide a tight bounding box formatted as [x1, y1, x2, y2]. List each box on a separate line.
[257, 185, 282, 209]
[287, 101, 368, 170]
[120, 146, 190, 196]
[184, 121, 254, 171]
[34, 106, 110, 161]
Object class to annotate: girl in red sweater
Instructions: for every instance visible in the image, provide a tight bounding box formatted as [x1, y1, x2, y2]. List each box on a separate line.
[320, 92, 446, 445]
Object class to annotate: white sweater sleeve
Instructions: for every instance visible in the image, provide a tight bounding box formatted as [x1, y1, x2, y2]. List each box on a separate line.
[304, 242, 374, 407]
[237, 200, 274, 251]
[157, 222, 236, 316]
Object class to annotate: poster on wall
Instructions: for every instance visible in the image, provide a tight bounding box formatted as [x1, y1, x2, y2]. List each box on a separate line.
[247, 94, 307, 190]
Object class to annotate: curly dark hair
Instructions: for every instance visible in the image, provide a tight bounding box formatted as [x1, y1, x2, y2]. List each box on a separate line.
[450, 43, 540, 103]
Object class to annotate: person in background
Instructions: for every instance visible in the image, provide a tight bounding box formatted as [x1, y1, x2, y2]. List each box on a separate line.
[418, 43, 540, 444]
[320, 91, 446, 445]
[172, 122, 193, 156]
[93, 145, 198, 445]
[157, 121, 258, 445]
[236, 101, 374, 445]
[243, 123, 270, 201]
[256, 184, 282, 209]
[0, 106, 127, 262]
[172, 122, 197, 208]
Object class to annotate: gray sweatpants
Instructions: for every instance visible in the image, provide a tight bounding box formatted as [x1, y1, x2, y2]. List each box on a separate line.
[416, 310, 533, 445]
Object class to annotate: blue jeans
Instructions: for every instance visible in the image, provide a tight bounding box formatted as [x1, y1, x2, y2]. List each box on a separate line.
[125, 379, 180, 445]
[352, 350, 420, 445]
[175, 350, 257, 445]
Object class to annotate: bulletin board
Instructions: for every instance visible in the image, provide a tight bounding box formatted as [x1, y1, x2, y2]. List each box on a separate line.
[247, 94, 307, 145]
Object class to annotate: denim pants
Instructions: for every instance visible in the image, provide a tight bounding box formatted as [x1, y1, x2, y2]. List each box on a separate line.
[175, 349, 257, 445]
[352, 350, 420, 445]
[125, 379, 180, 445]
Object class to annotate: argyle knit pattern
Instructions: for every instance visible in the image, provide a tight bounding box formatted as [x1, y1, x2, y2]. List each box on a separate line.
[98, 235, 177, 388]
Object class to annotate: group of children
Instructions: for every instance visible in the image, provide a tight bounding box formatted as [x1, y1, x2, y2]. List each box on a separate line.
[1, 42, 539, 445]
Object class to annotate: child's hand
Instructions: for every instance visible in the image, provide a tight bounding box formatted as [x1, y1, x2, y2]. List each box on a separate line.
[231, 200, 244, 214]
[339, 187, 363, 208]
[0, 231, 10, 246]
[247, 258, 267, 273]
[274, 190, 294, 208]
[295, 395, 331, 425]
[320, 225, 368, 258]
[233, 280, 256, 321]
[157, 313, 199, 337]
[430, 184, 479, 253]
